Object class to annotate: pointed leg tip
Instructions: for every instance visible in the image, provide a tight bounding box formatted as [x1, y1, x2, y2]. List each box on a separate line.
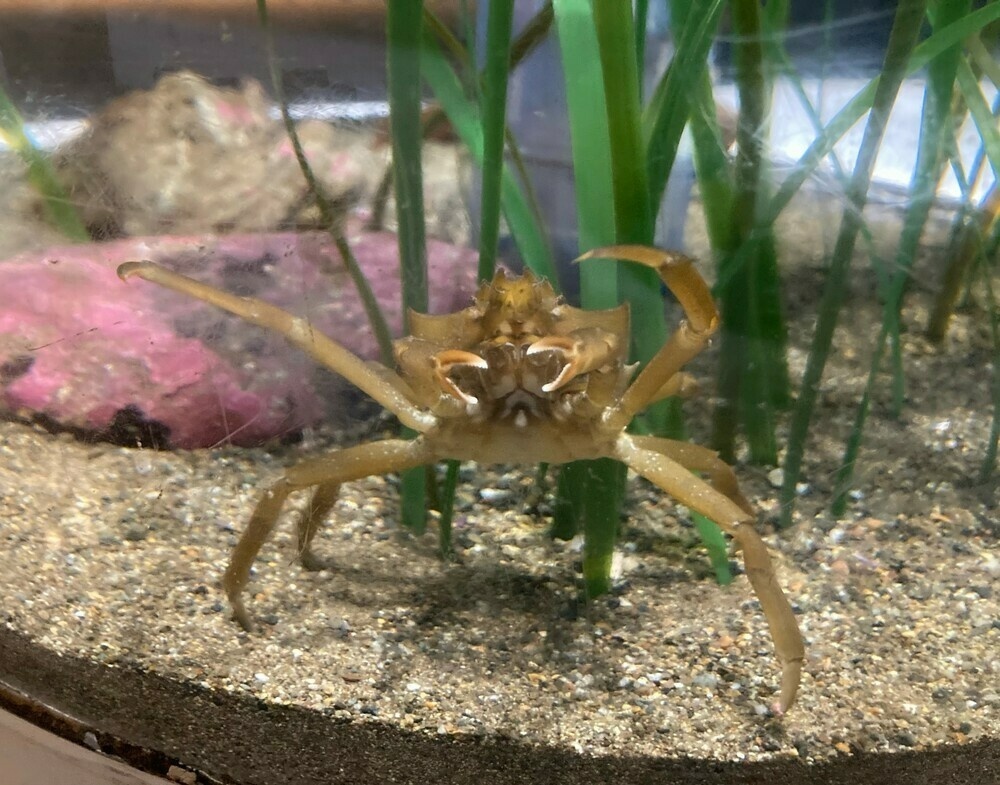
[228, 594, 256, 632]
[116, 261, 142, 281]
[234, 612, 255, 633]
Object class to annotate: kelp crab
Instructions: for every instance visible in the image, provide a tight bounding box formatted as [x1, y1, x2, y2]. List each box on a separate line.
[118, 245, 804, 713]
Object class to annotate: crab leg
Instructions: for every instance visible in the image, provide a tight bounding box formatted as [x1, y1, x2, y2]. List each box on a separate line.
[117, 262, 436, 433]
[577, 246, 719, 431]
[224, 437, 435, 630]
[296, 481, 342, 571]
[615, 434, 804, 713]
[646, 371, 699, 405]
[627, 435, 754, 515]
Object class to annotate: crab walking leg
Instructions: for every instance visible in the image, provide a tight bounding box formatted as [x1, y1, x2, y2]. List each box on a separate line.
[224, 437, 435, 630]
[646, 371, 699, 405]
[577, 246, 719, 431]
[117, 262, 436, 433]
[615, 434, 804, 713]
[297, 481, 342, 571]
[628, 435, 754, 516]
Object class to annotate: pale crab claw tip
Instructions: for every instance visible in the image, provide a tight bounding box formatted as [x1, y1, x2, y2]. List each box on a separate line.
[448, 386, 479, 405]
[541, 364, 576, 393]
[525, 343, 551, 356]
[444, 389, 479, 406]
[436, 350, 489, 369]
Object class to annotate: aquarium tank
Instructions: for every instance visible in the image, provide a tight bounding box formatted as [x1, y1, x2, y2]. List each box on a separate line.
[0, 2, 998, 784]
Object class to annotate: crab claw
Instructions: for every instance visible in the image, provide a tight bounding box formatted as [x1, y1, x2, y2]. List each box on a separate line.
[526, 336, 581, 392]
[527, 329, 621, 393]
[433, 349, 488, 404]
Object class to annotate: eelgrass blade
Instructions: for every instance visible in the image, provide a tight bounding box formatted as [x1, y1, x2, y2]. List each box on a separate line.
[330, 236, 396, 366]
[686, 7, 790, 469]
[830, 0, 969, 515]
[579, 457, 626, 598]
[688, 70, 735, 246]
[437, 459, 460, 557]
[693, 512, 733, 586]
[549, 461, 587, 540]
[387, 2, 429, 315]
[386, 0, 430, 534]
[758, 10, 892, 298]
[423, 5, 555, 283]
[634, 0, 649, 101]
[551, 461, 583, 541]
[551, 0, 622, 588]
[779, 0, 929, 528]
[509, 2, 555, 75]
[420, 28, 558, 282]
[424, 6, 560, 287]
[593, 0, 653, 247]
[760, 0, 791, 31]
[255, 0, 395, 366]
[477, 0, 515, 281]
[924, 152, 1000, 483]
[966, 26, 1000, 88]
[644, 0, 725, 213]
[690, 71, 780, 552]
[553, 0, 616, 299]
[710, 1, 1000, 305]
[0, 89, 87, 241]
[955, 60, 1000, 176]
[927, 91, 1000, 342]
[711, 230, 787, 465]
[462, 1, 515, 542]
[606, 3, 732, 583]
[590, 2, 666, 597]
[642, 0, 725, 442]
[929, 179, 1000, 342]
[717, 68, 967, 309]
[423, 2, 553, 74]
[420, 14, 557, 270]
[710, 0, 788, 466]
[593, 0, 674, 438]
[396, 466, 426, 536]
[755, 4, 1000, 256]
[985, 195, 1000, 262]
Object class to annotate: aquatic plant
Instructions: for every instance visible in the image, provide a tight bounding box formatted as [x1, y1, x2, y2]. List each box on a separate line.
[0, 85, 87, 241]
[257, 1, 1000, 593]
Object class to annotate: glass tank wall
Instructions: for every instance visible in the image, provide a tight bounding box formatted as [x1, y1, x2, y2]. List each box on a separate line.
[0, 2, 997, 783]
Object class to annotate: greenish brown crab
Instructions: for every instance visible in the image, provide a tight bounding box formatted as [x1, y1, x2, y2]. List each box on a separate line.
[118, 245, 804, 713]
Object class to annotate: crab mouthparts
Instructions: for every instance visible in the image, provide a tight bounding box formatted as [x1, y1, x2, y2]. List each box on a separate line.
[498, 390, 543, 428]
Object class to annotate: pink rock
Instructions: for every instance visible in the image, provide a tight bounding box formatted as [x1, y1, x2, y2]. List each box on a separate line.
[0, 225, 479, 448]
